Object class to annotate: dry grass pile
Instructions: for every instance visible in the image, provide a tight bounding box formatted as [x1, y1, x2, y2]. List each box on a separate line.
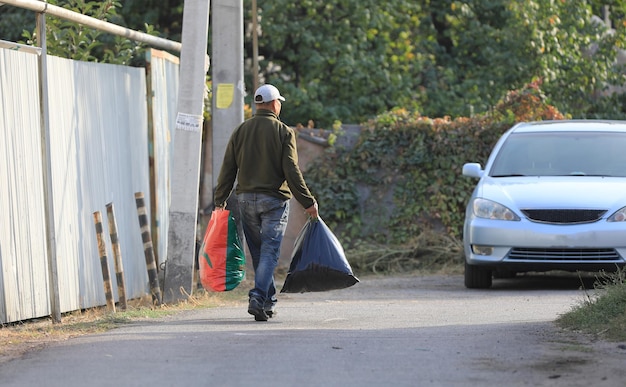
[348, 230, 464, 275]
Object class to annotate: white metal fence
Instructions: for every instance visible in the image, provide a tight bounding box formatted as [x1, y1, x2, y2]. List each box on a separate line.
[0, 46, 179, 323]
[0, 47, 49, 321]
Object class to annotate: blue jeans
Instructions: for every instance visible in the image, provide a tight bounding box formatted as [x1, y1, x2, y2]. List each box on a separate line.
[237, 193, 289, 307]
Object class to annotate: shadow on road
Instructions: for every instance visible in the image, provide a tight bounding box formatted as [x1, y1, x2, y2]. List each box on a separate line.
[490, 271, 602, 291]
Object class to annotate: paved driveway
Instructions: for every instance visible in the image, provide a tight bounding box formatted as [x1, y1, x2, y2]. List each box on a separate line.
[1, 274, 625, 386]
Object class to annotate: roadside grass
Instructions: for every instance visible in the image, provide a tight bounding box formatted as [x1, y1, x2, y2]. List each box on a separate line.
[556, 268, 626, 342]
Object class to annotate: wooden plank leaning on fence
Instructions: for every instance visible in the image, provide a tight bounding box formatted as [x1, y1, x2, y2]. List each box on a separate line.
[92, 211, 116, 313]
[135, 192, 163, 306]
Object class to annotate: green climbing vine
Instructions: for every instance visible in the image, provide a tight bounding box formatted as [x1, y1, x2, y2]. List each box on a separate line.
[306, 82, 566, 252]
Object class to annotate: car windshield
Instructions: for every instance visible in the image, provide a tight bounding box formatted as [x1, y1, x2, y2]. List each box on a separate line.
[489, 131, 626, 177]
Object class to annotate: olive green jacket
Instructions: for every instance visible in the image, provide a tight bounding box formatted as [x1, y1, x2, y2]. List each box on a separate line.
[213, 109, 316, 209]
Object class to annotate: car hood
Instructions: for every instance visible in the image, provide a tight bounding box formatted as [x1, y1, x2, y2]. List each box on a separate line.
[476, 177, 626, 210]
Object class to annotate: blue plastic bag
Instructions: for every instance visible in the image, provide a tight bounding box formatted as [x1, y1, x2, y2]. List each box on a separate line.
[281, 218, 359, 293]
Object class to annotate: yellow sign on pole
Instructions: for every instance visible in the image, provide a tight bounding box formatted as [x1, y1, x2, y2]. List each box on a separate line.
[216, 83, 234, 109]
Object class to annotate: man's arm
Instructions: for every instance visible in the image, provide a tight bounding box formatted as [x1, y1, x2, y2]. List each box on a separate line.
[282, 128, 316, 210]
[213, 139, 238, 207]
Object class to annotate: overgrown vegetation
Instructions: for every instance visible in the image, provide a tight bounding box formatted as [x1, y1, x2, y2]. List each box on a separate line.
[303, 81, 567, 277]
[557, 268, 626, 341]
[4, 1, 626, 128]
[309, 81, 564, 265]
[252, 1, 626, 128]
[20, 0, 155, 66]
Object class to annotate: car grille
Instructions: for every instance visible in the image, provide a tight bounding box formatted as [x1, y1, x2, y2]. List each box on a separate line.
[521, 209, 607, 224]
[508, 248, 621, 261]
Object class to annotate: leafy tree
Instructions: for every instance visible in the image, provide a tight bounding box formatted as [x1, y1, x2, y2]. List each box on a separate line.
[508, 1, 626, 118]
[0, 6, 35, 43]
[419, 0, 537, 117]
[249, 0, 425, 128]
[5, 1, 626, 123]
[250, 0, 626, 126]
[19, 0, 154, 65]
[119, 0, 184, 42]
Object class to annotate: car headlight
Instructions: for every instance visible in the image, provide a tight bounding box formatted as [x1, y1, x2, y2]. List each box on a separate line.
[607, 206, 626, 222]
[472, 198, 520, 221]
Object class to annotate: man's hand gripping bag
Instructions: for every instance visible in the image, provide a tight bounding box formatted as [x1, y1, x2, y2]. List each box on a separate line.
[198, 209, 246, 291]
[281, 217, 359, 293]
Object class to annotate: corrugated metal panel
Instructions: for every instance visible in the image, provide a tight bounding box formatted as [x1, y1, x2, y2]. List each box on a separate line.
[0, 45, 179, 323]
[146, 49, 180, 267]
[46, 57, 152, 311]
[0, 48, 51, 322]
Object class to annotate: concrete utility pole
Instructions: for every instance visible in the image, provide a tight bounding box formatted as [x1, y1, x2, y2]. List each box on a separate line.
[251, 0, 259, 94]
[163, 0, 211, 304]
[212, 0, 245, 187]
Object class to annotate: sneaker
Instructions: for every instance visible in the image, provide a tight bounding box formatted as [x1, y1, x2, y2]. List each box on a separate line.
[248, 297, 268, 322]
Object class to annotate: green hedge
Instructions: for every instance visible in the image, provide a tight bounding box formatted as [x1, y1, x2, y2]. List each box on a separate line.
[306, 82, 566, 246]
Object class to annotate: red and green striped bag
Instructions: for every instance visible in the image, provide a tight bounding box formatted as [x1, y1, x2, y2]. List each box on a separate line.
[199, 209, 246, 291]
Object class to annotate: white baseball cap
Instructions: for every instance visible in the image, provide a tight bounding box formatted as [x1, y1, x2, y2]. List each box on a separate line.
[254, 84, 286, 104]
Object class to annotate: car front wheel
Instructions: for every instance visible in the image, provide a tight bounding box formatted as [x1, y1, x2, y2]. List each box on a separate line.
[464, 262, 493, 289]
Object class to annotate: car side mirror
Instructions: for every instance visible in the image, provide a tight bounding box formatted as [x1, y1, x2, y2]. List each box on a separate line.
[462, 163, 484, 178]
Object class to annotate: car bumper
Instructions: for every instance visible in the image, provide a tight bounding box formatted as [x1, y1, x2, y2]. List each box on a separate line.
[463, 217, 626, 271]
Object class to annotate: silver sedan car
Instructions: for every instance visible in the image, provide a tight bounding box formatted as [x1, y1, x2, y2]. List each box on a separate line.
[462, 120, 626, 288]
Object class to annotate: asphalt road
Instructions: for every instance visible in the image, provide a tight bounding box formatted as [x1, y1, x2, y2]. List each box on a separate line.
[1, 274, 626, 387]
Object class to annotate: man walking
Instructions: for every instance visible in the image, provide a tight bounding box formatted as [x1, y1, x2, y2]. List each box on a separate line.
[213, 84, 319, 321]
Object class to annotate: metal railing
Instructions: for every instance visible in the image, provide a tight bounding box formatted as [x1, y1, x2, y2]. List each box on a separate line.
[0, 39, 42, 54]
[0, 0, 182, 52]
